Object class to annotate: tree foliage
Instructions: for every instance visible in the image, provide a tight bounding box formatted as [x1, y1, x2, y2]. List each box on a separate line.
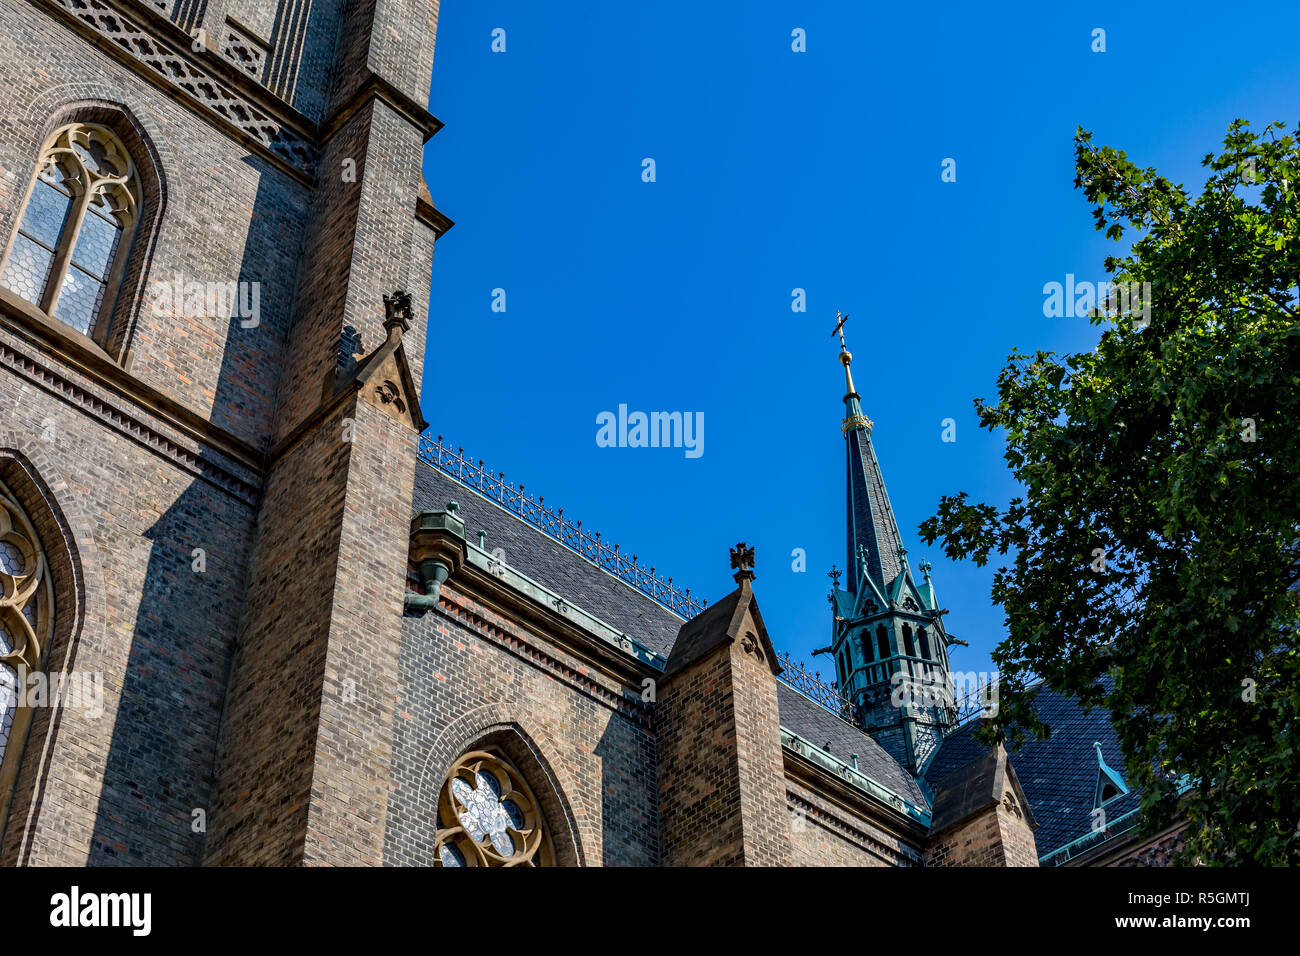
[920, 120, 1300, 865]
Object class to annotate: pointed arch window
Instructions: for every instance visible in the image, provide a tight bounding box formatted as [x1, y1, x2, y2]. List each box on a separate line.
[876, 624, 889, 660]
[1, 123, 140, 342]
[902, 623, 915, 657]
[434, 749, 554, 867]
[0, 479, 55, 813]
[917, 627, 931, 660]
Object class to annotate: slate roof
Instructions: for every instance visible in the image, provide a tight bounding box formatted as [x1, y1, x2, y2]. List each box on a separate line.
[777, 682, 929, 809]
[845, 425, 907, 597]
[413, 463, 684, 656]
[923, 682, 1139, 857]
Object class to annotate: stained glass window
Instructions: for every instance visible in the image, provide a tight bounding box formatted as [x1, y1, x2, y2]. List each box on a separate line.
[0, 123, 139, 342]
[433, 750, 554, 866]
[0, 479, 54, 780]
[0, 665, 17, 764]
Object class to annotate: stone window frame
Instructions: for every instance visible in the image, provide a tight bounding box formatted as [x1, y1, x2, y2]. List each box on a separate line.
[0, 123, 142, 349]
[0, 479, 56, 828]
[433, 748, 556, 867]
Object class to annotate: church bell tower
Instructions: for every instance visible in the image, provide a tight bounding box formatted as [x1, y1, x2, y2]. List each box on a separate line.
[823, 314, 956, 772]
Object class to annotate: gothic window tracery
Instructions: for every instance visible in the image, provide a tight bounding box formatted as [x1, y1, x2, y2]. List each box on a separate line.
[0, 480, 54, 780]
[433, 749, 554, 867]
[1, 123, 141, 342]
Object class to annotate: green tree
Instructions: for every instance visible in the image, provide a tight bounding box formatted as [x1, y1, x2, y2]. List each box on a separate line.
[921, 120, 1300, 865]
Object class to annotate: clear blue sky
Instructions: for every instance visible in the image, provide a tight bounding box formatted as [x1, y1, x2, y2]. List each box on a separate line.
[418, 1, 1300, 681]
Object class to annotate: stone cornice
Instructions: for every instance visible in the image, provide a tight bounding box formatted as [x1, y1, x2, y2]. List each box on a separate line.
[0, 292, 263, 504]
[440, 558, 663, 687]
[416, 190, 455, 239]
[35, 0, 320, 185]
[429, 583, 654, 728]
[783, 747, 930, 845]
[34, 0, 448, 192]
[786, 789, 924, 866]
[320, 70, 444, 146]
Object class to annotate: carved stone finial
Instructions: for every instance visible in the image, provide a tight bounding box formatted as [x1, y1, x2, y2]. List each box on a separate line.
[730, 541, 756, 584]
[383, 289, 413, 336]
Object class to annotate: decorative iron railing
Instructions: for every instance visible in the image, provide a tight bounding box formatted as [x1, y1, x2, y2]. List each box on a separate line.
[774, 650, 857, 722]
[952, 675, 1000, 727]
[417, 434, 708, 619]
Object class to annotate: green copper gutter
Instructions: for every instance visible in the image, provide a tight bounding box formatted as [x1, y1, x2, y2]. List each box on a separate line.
[463, 541, 668, 671]
[781, 727, 932, 826]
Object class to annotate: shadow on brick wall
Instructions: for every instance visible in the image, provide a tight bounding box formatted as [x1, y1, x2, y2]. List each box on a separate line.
[87, 154, 300, 865]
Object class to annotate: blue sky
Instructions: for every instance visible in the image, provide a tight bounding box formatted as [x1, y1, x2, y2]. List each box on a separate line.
[418, 1, 1300, 682]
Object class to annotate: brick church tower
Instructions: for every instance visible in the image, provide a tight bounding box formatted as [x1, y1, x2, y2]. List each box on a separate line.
[825, 324, 957, 772]
[0, 0, 448, 864]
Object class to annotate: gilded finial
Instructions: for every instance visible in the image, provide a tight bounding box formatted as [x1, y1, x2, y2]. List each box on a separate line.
[832, 309, 873, 436]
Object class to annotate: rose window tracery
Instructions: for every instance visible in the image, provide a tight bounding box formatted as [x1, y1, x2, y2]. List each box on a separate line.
[0, 481, 53, 768]
[433, 750, 554, 867]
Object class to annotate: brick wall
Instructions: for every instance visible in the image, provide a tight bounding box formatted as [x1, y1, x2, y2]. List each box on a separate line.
[0, 353, 255, 865]
[0, 1, 311, 450]
[926, 800, 1039, 867]
[786, 776, 924, 867]
[1106, 825, 1189, 867]
[384, 580, 659, 867]
[0, 0, 440, 867]
[655, 596, 791, 867]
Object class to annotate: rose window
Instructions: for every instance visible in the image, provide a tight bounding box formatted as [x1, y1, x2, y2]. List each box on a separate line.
[434, 750, 554, 866]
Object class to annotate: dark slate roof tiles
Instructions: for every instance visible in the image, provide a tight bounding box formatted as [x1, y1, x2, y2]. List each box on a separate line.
[777, 682, 929, 810]
[923, 683, 1135, 857]
[413, 464, 686, 657]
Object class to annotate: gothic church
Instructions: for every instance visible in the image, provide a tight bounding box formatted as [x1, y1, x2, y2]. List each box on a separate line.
[0, 0, 1183, 866]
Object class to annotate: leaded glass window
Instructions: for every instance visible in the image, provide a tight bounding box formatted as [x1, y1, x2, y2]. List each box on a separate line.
[1, 123, 140, 341]
[0, 479, 54, 783]
[433, 750, 554, 867]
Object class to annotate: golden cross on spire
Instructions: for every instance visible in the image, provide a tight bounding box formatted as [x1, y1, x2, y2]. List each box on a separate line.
[830, 310, 851, 349]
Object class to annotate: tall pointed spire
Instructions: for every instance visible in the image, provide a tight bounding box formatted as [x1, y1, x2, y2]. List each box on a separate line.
[833, 314, 905, 598]
[825, 311, 956, 772]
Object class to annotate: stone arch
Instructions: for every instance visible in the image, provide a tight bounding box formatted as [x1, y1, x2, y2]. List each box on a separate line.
[0, 432, 107, 865]
[419, 702, 592, 866]
[3, 87, 174, 361]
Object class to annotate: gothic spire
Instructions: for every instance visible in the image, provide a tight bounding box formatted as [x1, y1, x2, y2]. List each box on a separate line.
[832, 314, 907, 598]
